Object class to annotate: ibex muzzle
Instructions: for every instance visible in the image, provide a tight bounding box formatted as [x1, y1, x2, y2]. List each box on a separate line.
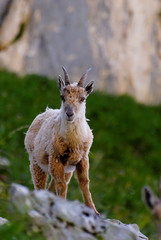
[66, 104, 74, 121]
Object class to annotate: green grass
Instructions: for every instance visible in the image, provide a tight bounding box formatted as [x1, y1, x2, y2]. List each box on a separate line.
[0, 70, 161, 239]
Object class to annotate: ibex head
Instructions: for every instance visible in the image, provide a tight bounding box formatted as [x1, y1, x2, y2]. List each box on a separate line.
[58, 67, 94, 122]
[142, 178, 161, 239]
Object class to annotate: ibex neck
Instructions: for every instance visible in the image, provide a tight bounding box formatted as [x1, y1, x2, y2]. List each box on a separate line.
[60, 116, 87, 140]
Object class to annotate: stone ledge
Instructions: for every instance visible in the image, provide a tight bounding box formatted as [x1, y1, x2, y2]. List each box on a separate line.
[7, 183, 148, 240]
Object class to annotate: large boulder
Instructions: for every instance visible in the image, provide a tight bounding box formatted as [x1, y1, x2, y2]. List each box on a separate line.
[0, 0, 161, 104]
[9, 183, 148, 240]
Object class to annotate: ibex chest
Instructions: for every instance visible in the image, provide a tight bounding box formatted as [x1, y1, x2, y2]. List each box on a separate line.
[59, 145, 84, 166]
[55, 134, 90, 167]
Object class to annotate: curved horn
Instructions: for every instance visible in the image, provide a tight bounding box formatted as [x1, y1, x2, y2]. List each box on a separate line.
[62, 66, 70, 85]
[78, 68, 91, 87]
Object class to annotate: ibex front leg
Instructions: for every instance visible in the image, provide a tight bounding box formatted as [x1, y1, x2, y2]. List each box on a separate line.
[49, 157, 67, 199]
[76, 158, 99, 214]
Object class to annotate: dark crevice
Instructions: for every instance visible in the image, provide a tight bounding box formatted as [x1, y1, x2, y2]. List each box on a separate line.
[56, 216, 63, 222]
[12, 22, 26, 43]
[66, 222, 75, 228]
[82, 227, 94, 236]
[0, 0, 12, 26]
[50, 200, 55, 207]
[82, 211, 90, 217]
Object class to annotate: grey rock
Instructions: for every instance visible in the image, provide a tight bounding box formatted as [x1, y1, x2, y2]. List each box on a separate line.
[26, 0, 94, 79]
[0, 0, 33, 50]
[0, 156, 10, 166]
[9, 183, 148, 240]
[0, 216, 8, 226]
[9, 183, 32, 214]
[0, 0, 10, 25]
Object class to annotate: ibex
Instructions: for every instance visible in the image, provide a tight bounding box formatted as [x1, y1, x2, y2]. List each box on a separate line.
[142, 178, 161, 239]
[25, 67, 98, 214]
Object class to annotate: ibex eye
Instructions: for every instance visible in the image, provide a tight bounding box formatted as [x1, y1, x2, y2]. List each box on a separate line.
[80, 97, 85, 102]
[61, 95, 65, 102]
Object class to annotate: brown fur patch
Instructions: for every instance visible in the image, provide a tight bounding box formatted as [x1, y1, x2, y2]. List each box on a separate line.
[54, 135, 90, 166]
[62, 85, 86, 104]
[40, 153, 49, 165]
[31, 162, 47, 189]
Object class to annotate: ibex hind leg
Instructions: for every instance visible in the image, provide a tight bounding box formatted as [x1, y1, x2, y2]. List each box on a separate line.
[30, 161, 47, 190]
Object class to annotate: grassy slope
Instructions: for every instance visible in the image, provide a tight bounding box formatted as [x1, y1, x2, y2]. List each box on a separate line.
[0, 71, 161, 239]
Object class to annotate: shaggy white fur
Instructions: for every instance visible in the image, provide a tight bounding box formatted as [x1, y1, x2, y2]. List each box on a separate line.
[24, 68, 98, 214]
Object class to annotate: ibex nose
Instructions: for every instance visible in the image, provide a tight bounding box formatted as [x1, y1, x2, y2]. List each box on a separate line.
[66, 106, 74, 118]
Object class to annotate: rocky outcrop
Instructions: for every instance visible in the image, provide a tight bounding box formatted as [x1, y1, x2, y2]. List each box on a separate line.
[0, 0, 33, 50]
[0, 0, 161, 104]
[0, 0, 33, 73]
[8, 183, 148, 240]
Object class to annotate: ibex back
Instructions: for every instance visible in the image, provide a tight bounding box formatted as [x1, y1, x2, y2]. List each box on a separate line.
[24, 67, 98, 214]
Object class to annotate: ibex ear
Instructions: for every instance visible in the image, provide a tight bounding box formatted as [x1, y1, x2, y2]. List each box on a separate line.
[85, 81, 94, 96]
[58, 75, 65, 91]
[142, 186, 159, 210]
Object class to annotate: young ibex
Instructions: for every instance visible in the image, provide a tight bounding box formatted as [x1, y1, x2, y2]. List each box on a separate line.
[25, 67, 98, 214]
[142, 179, 161, 239]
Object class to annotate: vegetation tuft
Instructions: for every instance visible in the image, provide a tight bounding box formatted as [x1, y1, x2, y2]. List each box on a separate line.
[0, 70, 161, 239]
